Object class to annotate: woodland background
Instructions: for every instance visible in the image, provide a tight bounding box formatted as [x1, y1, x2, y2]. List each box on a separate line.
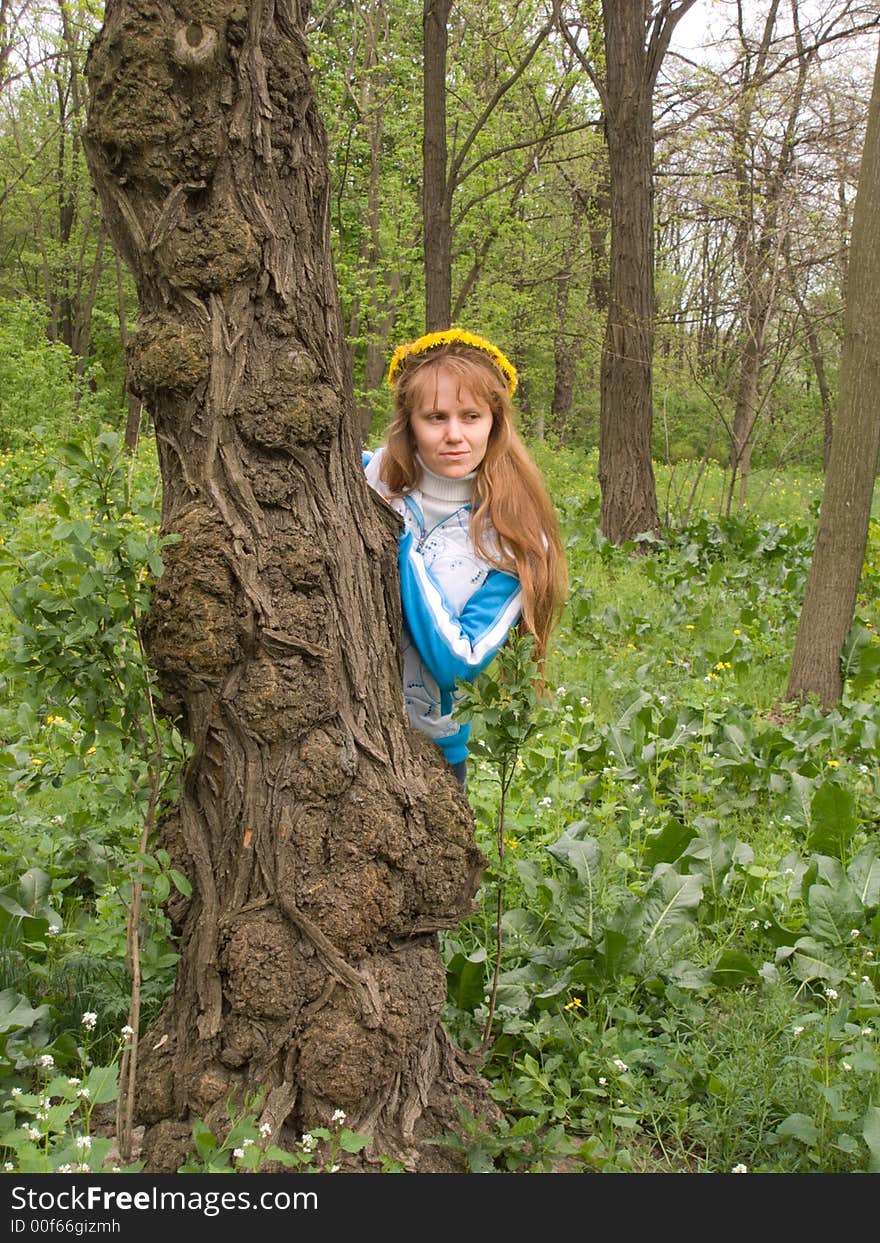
[0, 0, 880, 1176]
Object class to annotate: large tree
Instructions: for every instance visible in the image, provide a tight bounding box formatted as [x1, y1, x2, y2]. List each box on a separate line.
[786, 35, 880, 709]
[555, 0, 697, 543]
[84, 0, 494, 1173]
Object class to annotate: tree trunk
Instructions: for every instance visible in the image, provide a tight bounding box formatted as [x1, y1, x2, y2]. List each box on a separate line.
[550, 187, 588, 440]
[787, 36, 880, 709]
[423, 0, 452, 331]
[84, 0, 494, 1174]
[599, 2, 660, 542]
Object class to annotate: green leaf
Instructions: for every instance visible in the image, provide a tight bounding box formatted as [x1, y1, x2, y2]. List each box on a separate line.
[862, 1105, 880, 1173]
[806, 882, 863, 949]
[192, 1120, 217, 1158]
[642, 866, 703, 946]
[57, 441, 91, 468]
[710, 949, 758, 987]
[775, 1113, 820, 1145]
[84, 1063, 119, 1105]
[843, 624, 880, 694]
[848, 845, 880, 909]
[446, 946, 487, 1012]
[785, 773, 815, 828]
[776, 936, 847, 985]
[169, 870, 192, 898]
[339, 1129, 369, 1153]
[808, 781, 857, 855]
[683, 827, 733, 901]
[0, 989, 50, 1037]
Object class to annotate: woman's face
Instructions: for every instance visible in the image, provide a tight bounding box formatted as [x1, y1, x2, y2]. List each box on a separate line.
[409, 364, 493, 478]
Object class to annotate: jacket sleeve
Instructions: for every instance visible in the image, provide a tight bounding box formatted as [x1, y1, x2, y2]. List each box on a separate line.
[398, 528, 522, 688]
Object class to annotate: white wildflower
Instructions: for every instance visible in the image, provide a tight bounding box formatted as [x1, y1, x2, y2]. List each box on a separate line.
[3, 1162, 13, 1172]
[11, 1087, 22, 1098]
[121, 1025, 135, 1040]
[598, 1077, 607, 1085]
[792, 1026, 804, 1037]
[37, 1054, 54, 1069]
[233, 1148, 245, 1160]
[77, 1088, 90, 1100]
[824, 988, 838, 1001]
[331, 1109, 346, 1125]
[75, 1136, 91, 1152]
[842, 1061, 852, 1071]
[555, 686, 566, 696]
[243, 1138, 254, 1148]
[329, 1164, 340, 1173]
[851, 929, 861, 939]
[259, 1122, 272, 1139]
[612, 1058, 629, 1073]
[81, 1012, 97, 1031]
[23, 1125, 41, 1141]
[67, 1077, 81, 1086]
[731, 1164, 748, 1174]
[301, 1133, 317, 1152]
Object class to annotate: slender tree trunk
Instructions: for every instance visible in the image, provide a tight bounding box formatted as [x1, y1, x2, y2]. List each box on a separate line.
[550, 187, 588, 440]
[787, 37, 880, 709]
[84, 0, 494, 1174]
[599, 2, 660, 542]
[588, 172, 610, 317]
[355, 0, 391, 440]
[423, 0, 451, 331]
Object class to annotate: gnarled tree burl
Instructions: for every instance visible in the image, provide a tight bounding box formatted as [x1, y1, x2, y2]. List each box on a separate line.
[84, 0, 495, 1173]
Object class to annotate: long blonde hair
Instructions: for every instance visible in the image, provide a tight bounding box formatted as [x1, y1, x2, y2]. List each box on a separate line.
[380, 344, 568, 662]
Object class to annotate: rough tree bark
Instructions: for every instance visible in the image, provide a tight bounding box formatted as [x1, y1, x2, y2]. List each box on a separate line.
[787, 35, 880, 709]
[84, 0, 495, 1174]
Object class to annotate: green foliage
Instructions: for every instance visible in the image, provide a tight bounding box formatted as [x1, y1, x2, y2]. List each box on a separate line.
[0, 422, 874, 1174]
[0, 301, 83, 452]
[0, 422, 184, 1085]
[0, 1027, 143, 1174]
[178, 1096, 377, 1174]
[438, 451, 880, 1173]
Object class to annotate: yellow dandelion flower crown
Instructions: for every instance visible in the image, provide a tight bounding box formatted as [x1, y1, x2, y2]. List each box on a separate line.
[387, 328, 518, 396]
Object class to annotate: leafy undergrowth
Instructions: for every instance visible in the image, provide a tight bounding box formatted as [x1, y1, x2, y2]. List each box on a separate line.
[0, 427, 878, 1173]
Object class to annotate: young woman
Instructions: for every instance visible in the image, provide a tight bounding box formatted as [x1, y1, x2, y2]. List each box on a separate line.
[363, 328, 568, 785]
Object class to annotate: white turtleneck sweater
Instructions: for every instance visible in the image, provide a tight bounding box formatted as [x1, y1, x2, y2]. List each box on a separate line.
[413, 456, 476, 534]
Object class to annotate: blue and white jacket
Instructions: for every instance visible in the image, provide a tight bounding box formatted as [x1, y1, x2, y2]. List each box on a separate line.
[363, 447, 522, 765]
